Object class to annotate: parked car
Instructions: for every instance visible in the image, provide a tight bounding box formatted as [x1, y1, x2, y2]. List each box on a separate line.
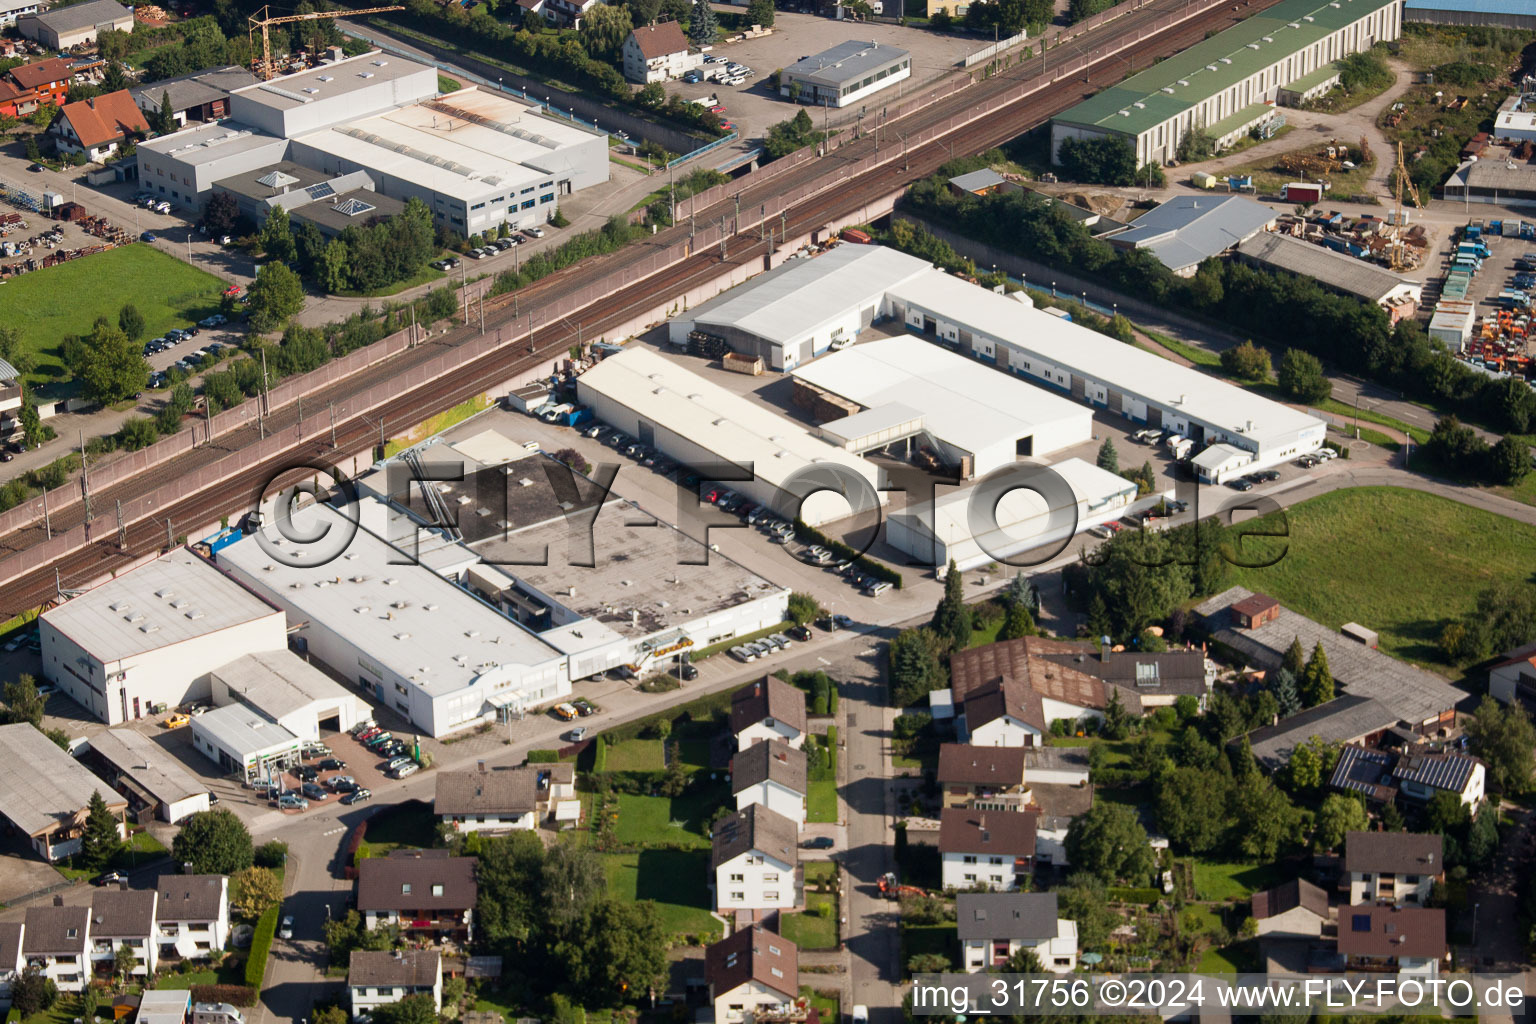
[1227, 477, 1255, 491]
[528, 226, 545, 238]
[567, 726, 587, 742]
[386, 756, 414, 771]
[572, 697, 598, 716]
[275, 794, 308, 810]
[801, 837, 834, 850]
[300, 782, 329, 801]
[730, 645, 755, 662]
[678, 663, 698, 681]
[389, 763, 419, 779]
[682, 70, 702, 83]
[316, 758, 346, 771]
[164, 713, 191, 729]
[326, 775, 357, 791]
[292, 765, 318, 782]
[141, 231, 157, 242]
[92, 871, 129, 887]
[787, 625, 813, 642]
[340, 788, 372, 805]
[279, 916, 294, 939]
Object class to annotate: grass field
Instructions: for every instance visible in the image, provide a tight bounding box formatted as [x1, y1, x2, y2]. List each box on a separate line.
[602, 849, 719, 938]
[611, 790, 718, 849]
[808, 780, 838, 823]
[780, 894, 838, 949]
[603, 738, 666, 772]
[55, 829, 166, 881]
[1191, 861, 1286, 902]
[4, 245, 228, 381]
[1198, 939, 1260, 973]
[1228, 487, 1536, 666]
[1225, 142, 1378, 201]
[383, 394, 489, 456]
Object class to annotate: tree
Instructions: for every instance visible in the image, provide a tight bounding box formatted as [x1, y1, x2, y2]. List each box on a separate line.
[1056, 135, 1136, 186]
[932, 560, 971, 650]
[889, 627, 946, 707]
[2, 674, 46, 726]
[1064, 802, 1154, 884]
[154, 90, 177, 133]
[172, 809, 254, 874]
[1283, 740, 1325, 792]
[1101, 688, 1132, 740]
[787, 591, 822, 625]
[0, 324, 35, 378]
[541, 844, 606, 938]
[1055, 876, 1120, 949]
[1489, 435, 1531, 486]
[578, 2, 632, 60]
[246, 262, 306, 334]
[997, 602, 1036, 641]
[746, 0, 773, 24]
[118, 303, 145, 341]
[1299, 641, 1334, 707]
[1425, 789, 1469, 836]
[1225, 773, 1304, 860]
[559, 897, 669, 1006]
[315, 238, 351, 294]
[474, 830, 545, 947]
[203, 190, 240, 236]
[259, 205, 296, 263]
[370, 994, 439, 1024]
[1282, 636, 1305, 676]
[11, 969, 57, 1018]
[231, 866, 283, 920]
[1096, 437, 1119, 474]
[1313, 793, 1367, 853]
[636, 81, 665, 108]
[1155, 767, 1228, 853]
[75, 322, 149, 404]
[1175, 123, 1215, 162]
[1219, 340, 1271, 381]
[79, 790, 124, 871]
[113, 941, 139, 985]
[1278, 347, 1331, 404]
[687, 0, 717, 45]
[1464, 695, 1535, 794]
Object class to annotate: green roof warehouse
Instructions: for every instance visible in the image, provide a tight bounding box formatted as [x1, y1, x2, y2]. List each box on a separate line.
[1050, 0, 1401, 168]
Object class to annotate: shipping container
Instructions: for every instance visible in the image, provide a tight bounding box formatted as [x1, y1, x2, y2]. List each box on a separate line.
[839, 228, 872, 244]
[1281, 182, 1323, 202]
[723, 351, 765, 375]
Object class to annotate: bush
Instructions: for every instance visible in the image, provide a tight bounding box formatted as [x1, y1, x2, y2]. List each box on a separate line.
[526, 749, 559, 763]
[592, 741, 608, 773]
[254, 840, 288, 868]
[190, 985, 257, 1008]
[245, 906, 279, 987]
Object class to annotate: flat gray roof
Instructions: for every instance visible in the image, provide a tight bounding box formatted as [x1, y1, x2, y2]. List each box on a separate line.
[26, 0, 130, 32]
[211, 650, 359, 722]
[231, 52, 428, 112]
[129, 66, 257, 114]
[1235, 231, 1419, 304]
[41, 548, 282, 664]
[85, 728, 206, 806]
[139, 120, 289, 169]
[783, 40, 908, 87]
[0, 723, 124, 837]
[1105, 195, 1275, 272]
[191, 703, 301, 758]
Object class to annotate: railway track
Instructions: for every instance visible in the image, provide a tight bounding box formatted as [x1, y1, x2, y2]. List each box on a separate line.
[0, 0, 1281, 616]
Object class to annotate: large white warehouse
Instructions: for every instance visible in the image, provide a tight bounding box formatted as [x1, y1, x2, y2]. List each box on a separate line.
[790, 335, 1094, 478]
[39, 549, 288, 725]
[576, 347, 885, 527]
[217, 501, 571, 738]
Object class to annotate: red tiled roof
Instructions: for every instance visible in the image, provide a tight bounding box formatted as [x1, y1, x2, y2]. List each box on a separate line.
[58, 90, 147, 150]
[9, 57, 73, 91]
[629, 21, 687, 60]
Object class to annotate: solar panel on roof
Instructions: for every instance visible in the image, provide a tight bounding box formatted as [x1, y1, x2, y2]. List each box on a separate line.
[305, 182, 336, 200]
[1351, 914, 1371, 933]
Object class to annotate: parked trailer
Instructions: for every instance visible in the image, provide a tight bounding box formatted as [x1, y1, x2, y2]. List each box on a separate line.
[1282, 182, 1323, 202]
[1192, 171, 1218, 189]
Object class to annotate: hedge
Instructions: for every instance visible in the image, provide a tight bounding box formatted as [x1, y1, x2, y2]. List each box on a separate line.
[190, 985, 257, 1008]
[603, 689, 734, 746]
[526, 749, 559, 763]
[792, 518, 903, 589]
[245, 906, 279, 988]
[592, 740, 608, 774]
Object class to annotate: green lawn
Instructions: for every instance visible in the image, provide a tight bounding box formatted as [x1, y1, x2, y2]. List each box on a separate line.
[802, 987, 839, 1024]
[1191, 861, 1286, 902]
[359, 798, 437, 853]
[1142, 328, 1221, 368]
[1228, 487, 1536, 667]
[154, 956, 247, 988]
[55, 829, 166, 881]
[603, 738, 666, 772]
[807, 780, 838, 824]
[611, 790, 719, 849]
[1198, 939, 1260, 973]
[602, 849, 719, 939]
[780, 893, 838, 949]
[4, 245, 229, 381]
[902, 924, 957, 973]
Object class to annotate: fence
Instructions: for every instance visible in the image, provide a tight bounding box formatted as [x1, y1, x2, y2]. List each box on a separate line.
[668, 131, 742, 169]
[962, 30, 1030, 68]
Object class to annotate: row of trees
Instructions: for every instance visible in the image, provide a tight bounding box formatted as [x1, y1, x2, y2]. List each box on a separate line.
[255, 199, 438, 297]
[900, 176, 1536, 442]
[1421, 415, 1531, 487]
[1055, 135, 1164, 189]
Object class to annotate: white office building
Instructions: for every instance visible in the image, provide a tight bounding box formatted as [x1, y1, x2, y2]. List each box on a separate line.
[39, 549, 287, 725]
[779, 41, 910, 109]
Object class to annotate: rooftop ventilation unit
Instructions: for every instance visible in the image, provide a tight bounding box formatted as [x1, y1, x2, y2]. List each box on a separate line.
[1261, 35, 1273, 41]
[357, 72, 374, 79]
[1161, 86, 1175, 93]
[1133, 100, 1146, 108]
[1219, 56, 1232, 63]
[1177, 79, 1189, 86]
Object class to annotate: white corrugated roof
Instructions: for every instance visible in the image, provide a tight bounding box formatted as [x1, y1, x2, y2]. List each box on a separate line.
[0, 723, 123, 837]
[577, 347, 879, 493]
[190, 703, 300, 759]
[793, 333, 1091, 459]
[211, 650, 360, 722]
[85, 728, 207, 806]
[41, 549, 283, 663]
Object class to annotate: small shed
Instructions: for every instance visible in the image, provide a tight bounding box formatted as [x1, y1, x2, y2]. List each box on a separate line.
[1341, 622, 1379, 649]
[1190, 441, 1251, 483]
[948, 168, 1008, 196]
[1231, 592, 1280, 629]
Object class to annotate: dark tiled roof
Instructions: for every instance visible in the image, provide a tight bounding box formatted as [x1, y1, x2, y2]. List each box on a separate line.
[1246, 694, 1398, 771]
[435, 767, 538, 817]
[0, 921, 22, 968]
[1251, 878, 1329, 921]
[1338, 904, 1445, 960]
[1331, 745, 1398, 802]
[1492, 640, 1536, 670]
[710, 804, 798, 870]
[155, 874, 227, 922]
[1344, 831, 1443, 876]
[938, 807, 1038, 857]
[705, 926, 797, 1000]
[89, 889, 156, 937]
[936, 744, 1026, 786]
[955, 892, 1058, 941]
[356, 851, 477, 913]
[731, 740, 807, 797]
[962, 678, 1044, 733]
[730, 677, 807, 738]
[22, 905, 90, 955]
[1048, 647, 1208, 696]
[348, 949, 441, 988]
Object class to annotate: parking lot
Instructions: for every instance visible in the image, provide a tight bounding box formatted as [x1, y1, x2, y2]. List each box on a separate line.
[671, 12, 975, 146]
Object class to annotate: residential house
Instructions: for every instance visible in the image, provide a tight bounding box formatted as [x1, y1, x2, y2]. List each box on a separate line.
[731, 677, 807, 752]
[937, 744, 1028, 810]
[705, 927, 798, 1024]
[731, 740, 808, 827]
[939, 807, 1037, 892]
[1330, 745, 1485, 810]
[514, 0, 547, 19]
[154, 874, 230, 961]
[356, 850, 476, 943]
[956, 892, 1077, 973]
[958, 679, 1046, 748]
[951, 637, 1148, 746]
[435, 764, 539, 834]
[0, 921, 23, 1011]
[622, 23, 698, 84]
[711, 804, 800, 913]
[1488, 640, 1536, 705]
[1337, 904, 1446, 976]
[22, 901, 90, 994]
[0, 58, 73, 119]
[1344, 831, 1442, 905]
[1250, 878, 1330, 938]
[541, 0, 600, 26]
[88, 887, 158, 981]
[49, 90, 148, 162]
[348, 949, 442, 1021]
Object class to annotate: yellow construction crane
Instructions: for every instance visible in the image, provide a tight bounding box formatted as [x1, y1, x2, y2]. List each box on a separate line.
[247, 5, 404, 80]
[1390, 141, 1423, 271]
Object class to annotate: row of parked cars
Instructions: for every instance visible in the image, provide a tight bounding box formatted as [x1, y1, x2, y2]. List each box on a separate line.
[729, 629, 799, 664]
[135, 192, 172, 214]
[457, 226, 549, 263]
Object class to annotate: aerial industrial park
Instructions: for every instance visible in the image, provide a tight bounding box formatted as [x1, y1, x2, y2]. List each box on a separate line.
[0, 1, 1535, 1024]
